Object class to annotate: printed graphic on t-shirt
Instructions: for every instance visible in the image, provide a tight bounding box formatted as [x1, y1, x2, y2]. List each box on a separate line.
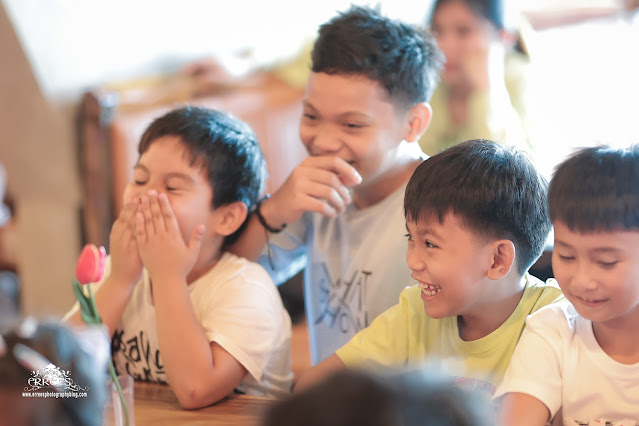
[112, 328, 166, 383]
[452, 375, 497, 395]
[565, 419, 638, 426]
[313, 262, 372, 335]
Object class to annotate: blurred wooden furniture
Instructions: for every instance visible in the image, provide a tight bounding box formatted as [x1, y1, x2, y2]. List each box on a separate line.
[78, 71, 306, 247]
[133, 381, 275, 425]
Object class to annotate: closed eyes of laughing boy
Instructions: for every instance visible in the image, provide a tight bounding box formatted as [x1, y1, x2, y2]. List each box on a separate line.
[126, 135, 234, 283]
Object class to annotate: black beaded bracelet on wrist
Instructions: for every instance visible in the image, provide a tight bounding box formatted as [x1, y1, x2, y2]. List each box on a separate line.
[254, 194, 286, 234]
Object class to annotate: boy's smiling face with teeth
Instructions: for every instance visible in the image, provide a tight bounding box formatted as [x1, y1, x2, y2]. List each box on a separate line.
[405, 212, 495, 319]
[418, 282, 441, 296]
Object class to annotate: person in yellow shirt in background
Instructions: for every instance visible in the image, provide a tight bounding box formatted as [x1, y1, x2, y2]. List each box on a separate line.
[296, 140, 563, 401]
[420, 0, 533, 155]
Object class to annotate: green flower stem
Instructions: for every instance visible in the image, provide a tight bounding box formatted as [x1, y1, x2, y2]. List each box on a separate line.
[108, 361, 130, 426]
[86, 284, 102, 322]
[72, 280, 93, 324]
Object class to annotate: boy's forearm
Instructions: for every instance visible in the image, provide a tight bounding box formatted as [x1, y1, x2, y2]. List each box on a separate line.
[153, 277, 212, 393]
[498, 393, 550, 426]
[152, 276, 245, 408]
[294, 353, 346, 393]
[227, 213, 268, 261]
[230, 194, 292, 261]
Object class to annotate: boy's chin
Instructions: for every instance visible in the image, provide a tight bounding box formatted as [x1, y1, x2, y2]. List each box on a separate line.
[422, 303, 452, 320]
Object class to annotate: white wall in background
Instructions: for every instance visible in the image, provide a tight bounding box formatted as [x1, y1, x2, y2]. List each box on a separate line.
[4, 0, 431, 101]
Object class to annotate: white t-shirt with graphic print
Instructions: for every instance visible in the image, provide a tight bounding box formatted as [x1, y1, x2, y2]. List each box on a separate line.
[259, 181, 413, 364]
[67, 252, 293, 398]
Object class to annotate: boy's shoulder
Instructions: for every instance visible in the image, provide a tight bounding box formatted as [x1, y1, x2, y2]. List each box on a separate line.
[197, 252, 276, 292]
[520, 274, 565, 315]
[516, 301, 584, 356]
[525, 300, 578, 332]
[192, 252, 287, 320]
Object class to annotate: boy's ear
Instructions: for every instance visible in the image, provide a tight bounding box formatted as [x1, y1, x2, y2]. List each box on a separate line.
[403, 102, 432, 143]
[487, 240, 516, 280]
[211, 201, 248, 236]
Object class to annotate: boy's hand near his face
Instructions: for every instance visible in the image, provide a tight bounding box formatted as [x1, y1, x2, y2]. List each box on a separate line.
[135, 190, 204, 284]
[262, 156, 362, 225]
[66, 198, 144, 333]
[109, 198, 144, 287]
[134, 190, 244, 409]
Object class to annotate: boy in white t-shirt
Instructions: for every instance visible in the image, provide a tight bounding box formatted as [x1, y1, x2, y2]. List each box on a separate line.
[66, 106, 293, 408]
[496, 145, 639, 424]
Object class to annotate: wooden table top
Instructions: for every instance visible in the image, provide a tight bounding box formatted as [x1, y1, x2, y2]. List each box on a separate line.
[133, 381, 276, 425]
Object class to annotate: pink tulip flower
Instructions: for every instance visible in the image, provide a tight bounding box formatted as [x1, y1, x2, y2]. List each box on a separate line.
[75, 244, 106, 285]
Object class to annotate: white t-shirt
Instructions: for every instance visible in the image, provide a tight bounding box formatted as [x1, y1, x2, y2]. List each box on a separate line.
[67, 252, 293, 397]
[259, 182, 414, 364]
[495, 302, 639, 425]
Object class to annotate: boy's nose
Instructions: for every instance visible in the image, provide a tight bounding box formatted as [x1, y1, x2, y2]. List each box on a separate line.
[406, 246, 425, 272]
[571, 262, 598, 292]
[134, 185, 160, 201]
[309, 126, 341, 155]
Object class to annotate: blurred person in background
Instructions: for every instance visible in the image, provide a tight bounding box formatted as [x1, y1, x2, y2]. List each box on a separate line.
[418, 0, 534, 155]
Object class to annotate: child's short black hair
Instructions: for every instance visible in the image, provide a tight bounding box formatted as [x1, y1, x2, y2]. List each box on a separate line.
[263, 368, 492, 426]
[311, 5, 443, 108]
[404, 140, 550, 275]
[138, 106, 266, 245]
[548, 144, 639, 232]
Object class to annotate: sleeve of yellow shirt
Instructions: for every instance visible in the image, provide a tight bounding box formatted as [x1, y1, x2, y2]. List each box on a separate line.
[335, 287, 412, 369]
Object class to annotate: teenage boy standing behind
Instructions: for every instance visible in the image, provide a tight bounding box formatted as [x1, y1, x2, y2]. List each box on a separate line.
[296, 140, 563, 398]
[231, 6, 443, 364]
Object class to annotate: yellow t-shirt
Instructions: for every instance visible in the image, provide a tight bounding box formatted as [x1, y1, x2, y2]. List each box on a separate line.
[418, 53, 532, 155]
[336, 274, 563, 397]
